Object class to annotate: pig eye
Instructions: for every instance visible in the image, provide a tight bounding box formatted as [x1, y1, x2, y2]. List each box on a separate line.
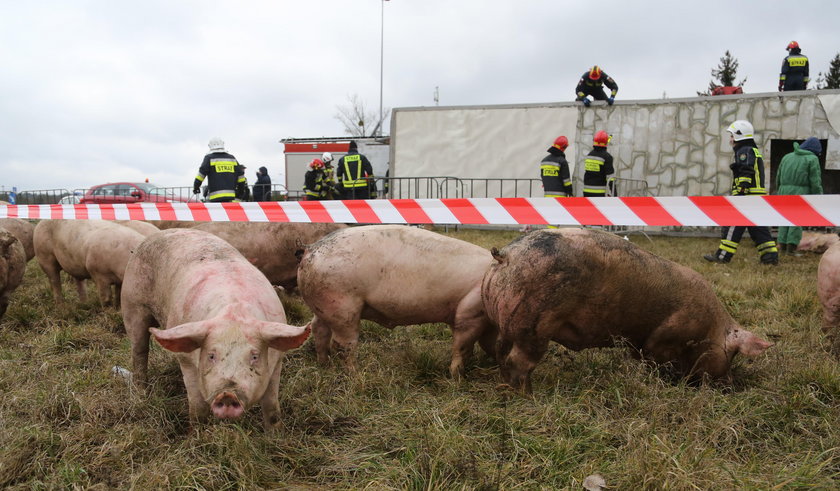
[208, 352, 217, 363]
[250, 351, 259, 364]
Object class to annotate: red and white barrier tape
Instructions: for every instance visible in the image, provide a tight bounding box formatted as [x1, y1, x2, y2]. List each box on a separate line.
[1, 195, 838, 226]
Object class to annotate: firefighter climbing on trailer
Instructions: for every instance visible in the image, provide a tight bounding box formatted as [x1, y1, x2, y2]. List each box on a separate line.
[575, 66, 618, 107]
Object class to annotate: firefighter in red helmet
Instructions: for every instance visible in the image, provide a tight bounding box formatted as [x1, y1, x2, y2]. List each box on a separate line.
[303, 158, 327, 200]
[575, 66, 619, 107]
[540, 136, 573, 199]
[779, 41, 809, 91]
[582, 131, 615, 197]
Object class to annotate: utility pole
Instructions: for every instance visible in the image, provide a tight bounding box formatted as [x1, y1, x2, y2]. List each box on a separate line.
[378, 0, 388, 137]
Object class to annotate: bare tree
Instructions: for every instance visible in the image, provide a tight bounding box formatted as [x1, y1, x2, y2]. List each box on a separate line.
[334, 94, 389, 137]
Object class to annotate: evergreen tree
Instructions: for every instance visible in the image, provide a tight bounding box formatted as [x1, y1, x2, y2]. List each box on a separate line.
[816, 53, 840, 89]
[698, 50, 747, 96]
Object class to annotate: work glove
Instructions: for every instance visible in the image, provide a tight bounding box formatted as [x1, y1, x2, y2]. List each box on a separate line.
[778, 82, 784, 92]
[607, 96, 615, 106]
[581, 98, 591, 107]
[193, 188, 200, 195]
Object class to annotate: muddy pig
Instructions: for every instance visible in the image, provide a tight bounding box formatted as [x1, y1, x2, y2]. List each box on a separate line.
[0, 218, 35, 262]
[297, 225, 496, 378]
[121, 229, 309, 428]
[818, 240, 840, 335]
[0, 230, 26, 320]
[481, 228, 773, 392]
[194, 222, 346, 289]
[34, 220, 142, 305]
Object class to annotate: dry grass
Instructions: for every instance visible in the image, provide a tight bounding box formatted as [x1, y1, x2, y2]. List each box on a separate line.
[0, 226, 838, 489]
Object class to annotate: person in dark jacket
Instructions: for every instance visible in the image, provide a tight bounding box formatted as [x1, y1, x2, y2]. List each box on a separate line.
[193, 137, 247, 202]
[582, 131, 615, 197]
[575, 66, 618, 106]
[336, 140, 376, 200]
[704, 120, 779, 265]
[541, 136, 573, 198]
[303, 158, 327, 200]
[779, 41, 809, 91]
[776, 137, 823, 255]
[252, 166, 272, 202]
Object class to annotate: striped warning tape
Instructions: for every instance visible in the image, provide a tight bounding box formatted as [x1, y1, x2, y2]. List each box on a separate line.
[1, 195, 838, 226]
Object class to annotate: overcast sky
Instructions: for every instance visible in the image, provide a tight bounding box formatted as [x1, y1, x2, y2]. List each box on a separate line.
[2, 0, 838, 193]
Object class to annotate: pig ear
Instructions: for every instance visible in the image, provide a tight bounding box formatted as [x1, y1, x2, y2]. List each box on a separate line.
[150, 321, 209, 353]
[491, 247, 507, 263]
[730, 329, 774, 358]
[258, 322, 310, 351]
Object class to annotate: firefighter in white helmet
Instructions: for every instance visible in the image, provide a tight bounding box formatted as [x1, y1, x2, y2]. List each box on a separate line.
[193, 137, 247, 202]
[703, 120, 779, 265]
[321, 152, 339, 199]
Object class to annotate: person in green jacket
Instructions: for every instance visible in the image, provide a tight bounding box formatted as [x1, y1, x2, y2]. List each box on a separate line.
[776, 137, 823, 256]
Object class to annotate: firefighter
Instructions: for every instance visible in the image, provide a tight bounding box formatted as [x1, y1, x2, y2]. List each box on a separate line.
[336, 140, 376, 200]
[704, 120, 779, 265]
[575, 66, 618, 107]
[321, 152, 339, 200]
[582, 131, 615, 197]
[779, 41, 809, 92]
[541, 136, 573, 198]
[303, 158, 327, 200]
[193, 137, 247, 203]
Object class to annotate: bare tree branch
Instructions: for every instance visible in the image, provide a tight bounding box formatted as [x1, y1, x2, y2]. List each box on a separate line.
[334, 93, 389, 137]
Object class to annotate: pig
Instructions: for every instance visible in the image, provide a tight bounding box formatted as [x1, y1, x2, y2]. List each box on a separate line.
[193, 222, 346, 289]
[84, 225, 147, 306]
[0, 230, 26, 320]
[817, 241, 840, 335]
[145, 220, 200, 230]
[33, 220, 144, 305]
[797, 231, 840, 254]
[0, 218, 35, 262]
[116, 220, 160, 237]
[120, 229, 309, 428]
[297, 225, 496, 378]
[481, 228, 773, 392]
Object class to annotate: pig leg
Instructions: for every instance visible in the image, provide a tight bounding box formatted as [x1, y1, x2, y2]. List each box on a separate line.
[179, 362, 211, 423]
[260, 360, 285, 430]
[74, 278, 88, 303]
[310, 316, 333, 366]
[92, 275, 113, 307]
[450, 287, 492, 379]
[124, 305, 156, 387]
[0, 294, 8, 319]
[38, 255, 64, 303]
[478, 325, 499, 359]
[496, 329, 548, 393]
[113, 284, 122, 309]
[315, 297, 363, 371]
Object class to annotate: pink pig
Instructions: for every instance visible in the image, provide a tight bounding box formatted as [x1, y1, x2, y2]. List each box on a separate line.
[297, 225, 496, 378]
[818, 241, 840, 335]
[121, 229, 309, 428]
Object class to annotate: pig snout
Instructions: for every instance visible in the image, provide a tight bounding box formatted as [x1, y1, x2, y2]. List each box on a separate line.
[211, 391, 245, 419]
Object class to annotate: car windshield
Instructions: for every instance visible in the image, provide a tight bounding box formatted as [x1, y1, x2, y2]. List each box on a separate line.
[133, 183, 168, 196]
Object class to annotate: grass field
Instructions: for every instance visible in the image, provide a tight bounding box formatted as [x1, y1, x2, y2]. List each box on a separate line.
[0, 227, 838, 489]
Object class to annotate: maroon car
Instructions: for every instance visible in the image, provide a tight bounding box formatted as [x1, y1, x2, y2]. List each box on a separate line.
[79, 182, 190, 204]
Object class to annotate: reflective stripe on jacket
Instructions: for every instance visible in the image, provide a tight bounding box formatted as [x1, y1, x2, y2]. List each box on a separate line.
[730, 144, 767, 195]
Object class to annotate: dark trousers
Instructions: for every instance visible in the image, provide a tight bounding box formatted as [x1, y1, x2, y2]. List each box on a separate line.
[341, 188, 371, 200]
[711, 225, 779, 263]
[577, 87, 608, 101]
